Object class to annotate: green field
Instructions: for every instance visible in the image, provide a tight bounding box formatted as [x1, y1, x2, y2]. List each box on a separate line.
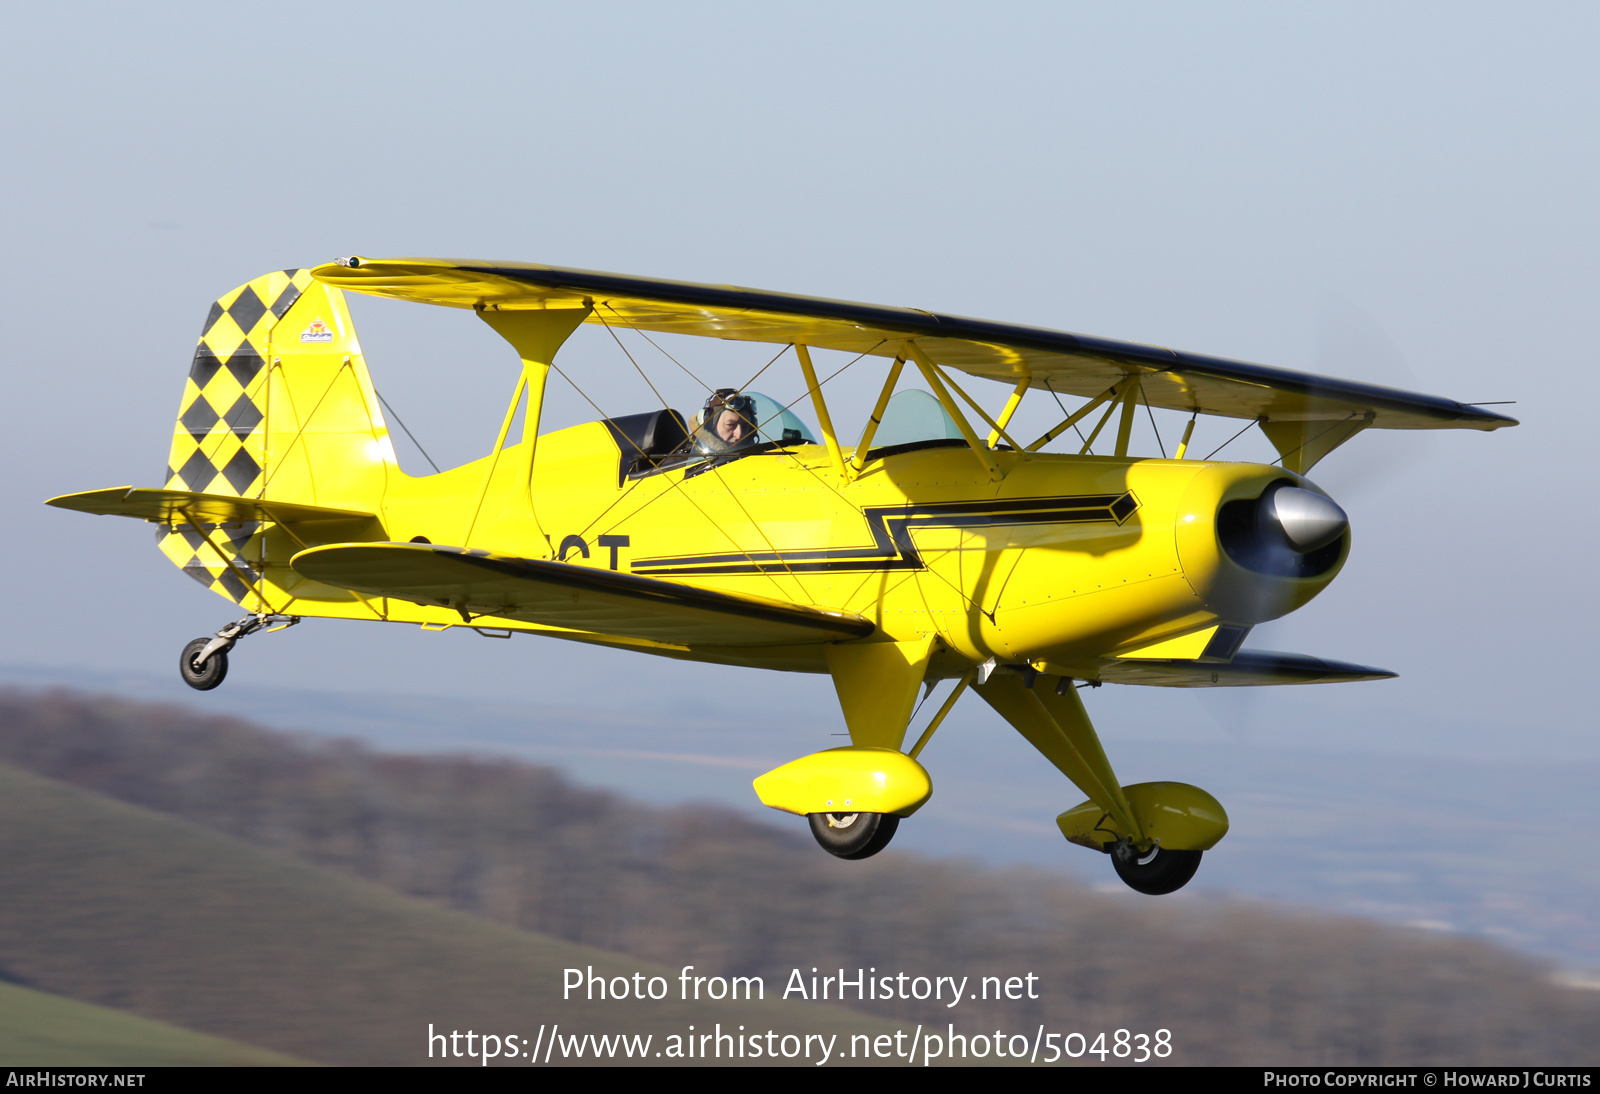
[0, 762, 900, 1066]
[0, 980, 304, 1066]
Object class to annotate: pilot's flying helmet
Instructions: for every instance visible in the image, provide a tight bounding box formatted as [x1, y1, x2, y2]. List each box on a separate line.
[700, 388, 757, 433]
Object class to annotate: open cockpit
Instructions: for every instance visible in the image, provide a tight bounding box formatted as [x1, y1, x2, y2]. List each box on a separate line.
[598, 387, 972, 484]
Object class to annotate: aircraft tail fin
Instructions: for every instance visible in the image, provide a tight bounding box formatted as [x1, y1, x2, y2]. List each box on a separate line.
[156, 269, 396, 604]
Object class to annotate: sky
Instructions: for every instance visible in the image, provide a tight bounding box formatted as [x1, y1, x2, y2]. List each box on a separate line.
[4, 0, 1598, 802]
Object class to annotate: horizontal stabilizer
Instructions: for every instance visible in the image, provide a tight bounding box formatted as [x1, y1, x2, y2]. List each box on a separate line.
[291, 542, 875, 647]
[1100, 649, 1396, 687]
[46, 488, 376, 527]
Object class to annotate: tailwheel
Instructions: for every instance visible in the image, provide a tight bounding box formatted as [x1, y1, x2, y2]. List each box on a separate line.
[179, 638, 229, 691]
[176, 612, 300, 691]
[808, 811, 899, 860]
[1110, 841, 1202, 895]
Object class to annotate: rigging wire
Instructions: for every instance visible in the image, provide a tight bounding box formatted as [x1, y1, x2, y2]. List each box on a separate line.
[1141, 387, 1167, 459]
[1042, 379, 1093, 450]
[608, 308, 714, 394]
[748, 342, 986, 616]
[550, 358, 800, 604]
[593, 309, 676, 411]
[563, 329, 981, 616]
[738, 342, 795, 395]
[1202, 418, 1258, 461]
[757, 341, 886, 438]
[374, 388, 442, 474]
[701, 461, 811, 602]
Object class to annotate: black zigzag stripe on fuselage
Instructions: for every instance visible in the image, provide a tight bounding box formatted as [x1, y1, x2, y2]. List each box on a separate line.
[630, 493, 1139, 577]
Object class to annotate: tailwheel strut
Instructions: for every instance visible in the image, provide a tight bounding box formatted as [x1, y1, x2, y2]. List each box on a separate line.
[179, 612, 299, 691]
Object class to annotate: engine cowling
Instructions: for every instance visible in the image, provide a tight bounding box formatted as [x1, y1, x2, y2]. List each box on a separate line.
[1175, 465, 1350, 624]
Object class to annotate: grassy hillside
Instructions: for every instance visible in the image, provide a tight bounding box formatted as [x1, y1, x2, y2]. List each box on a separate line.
[2, 688, 1598, 1066]
[0, 980, 304, 1066]
[0, 761, 897, 1066]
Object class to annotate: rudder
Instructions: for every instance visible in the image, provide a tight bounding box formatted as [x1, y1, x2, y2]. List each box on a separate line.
[156, 270, 395, 607]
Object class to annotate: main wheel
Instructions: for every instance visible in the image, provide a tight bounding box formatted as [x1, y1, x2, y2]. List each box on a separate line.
[1111, 844, 1202, 895]
[808, 812, 899, 860]
[179, 638, 229, 691]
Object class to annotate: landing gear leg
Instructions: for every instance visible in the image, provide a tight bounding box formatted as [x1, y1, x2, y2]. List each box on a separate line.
[779, 638, 936, 861]
[179, 612, 298, 691]
[975, 670, 1210, 896]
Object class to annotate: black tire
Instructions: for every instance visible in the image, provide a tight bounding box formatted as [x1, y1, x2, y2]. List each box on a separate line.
[1111, 845, 1202, 895]
[808, 812, 900, 860]
[179, 638, 229, 691]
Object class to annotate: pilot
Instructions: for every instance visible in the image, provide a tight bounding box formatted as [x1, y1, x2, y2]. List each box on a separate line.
[693, 388, 759, 454]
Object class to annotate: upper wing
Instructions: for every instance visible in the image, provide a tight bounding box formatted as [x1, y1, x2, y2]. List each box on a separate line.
[312, 257, 1516, 432]
[291, 542, 875, 647]
[46, 487, 376, 527]
[1100, 649, 1397, 687]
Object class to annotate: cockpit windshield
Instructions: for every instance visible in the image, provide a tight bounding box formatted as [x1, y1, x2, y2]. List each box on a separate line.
[603, 392, 818, 482]
[685, 391, 817, 451]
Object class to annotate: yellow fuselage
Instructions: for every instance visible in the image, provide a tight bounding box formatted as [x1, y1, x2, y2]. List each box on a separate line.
[257, 419, 1345, 679]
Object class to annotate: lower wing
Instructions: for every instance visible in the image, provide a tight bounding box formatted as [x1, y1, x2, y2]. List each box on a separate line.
[292, 542, 874, 648]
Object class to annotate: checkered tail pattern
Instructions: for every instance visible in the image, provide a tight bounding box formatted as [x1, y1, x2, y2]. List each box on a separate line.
[157, 270, 314, 605]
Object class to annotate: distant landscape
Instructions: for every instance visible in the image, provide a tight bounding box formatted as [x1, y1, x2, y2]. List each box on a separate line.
[6, 661, 1597, 969]
[0, 686, 1596, 1066]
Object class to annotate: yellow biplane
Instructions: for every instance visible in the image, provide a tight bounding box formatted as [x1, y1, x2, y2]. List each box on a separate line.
[47, 258, 1515, 894]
